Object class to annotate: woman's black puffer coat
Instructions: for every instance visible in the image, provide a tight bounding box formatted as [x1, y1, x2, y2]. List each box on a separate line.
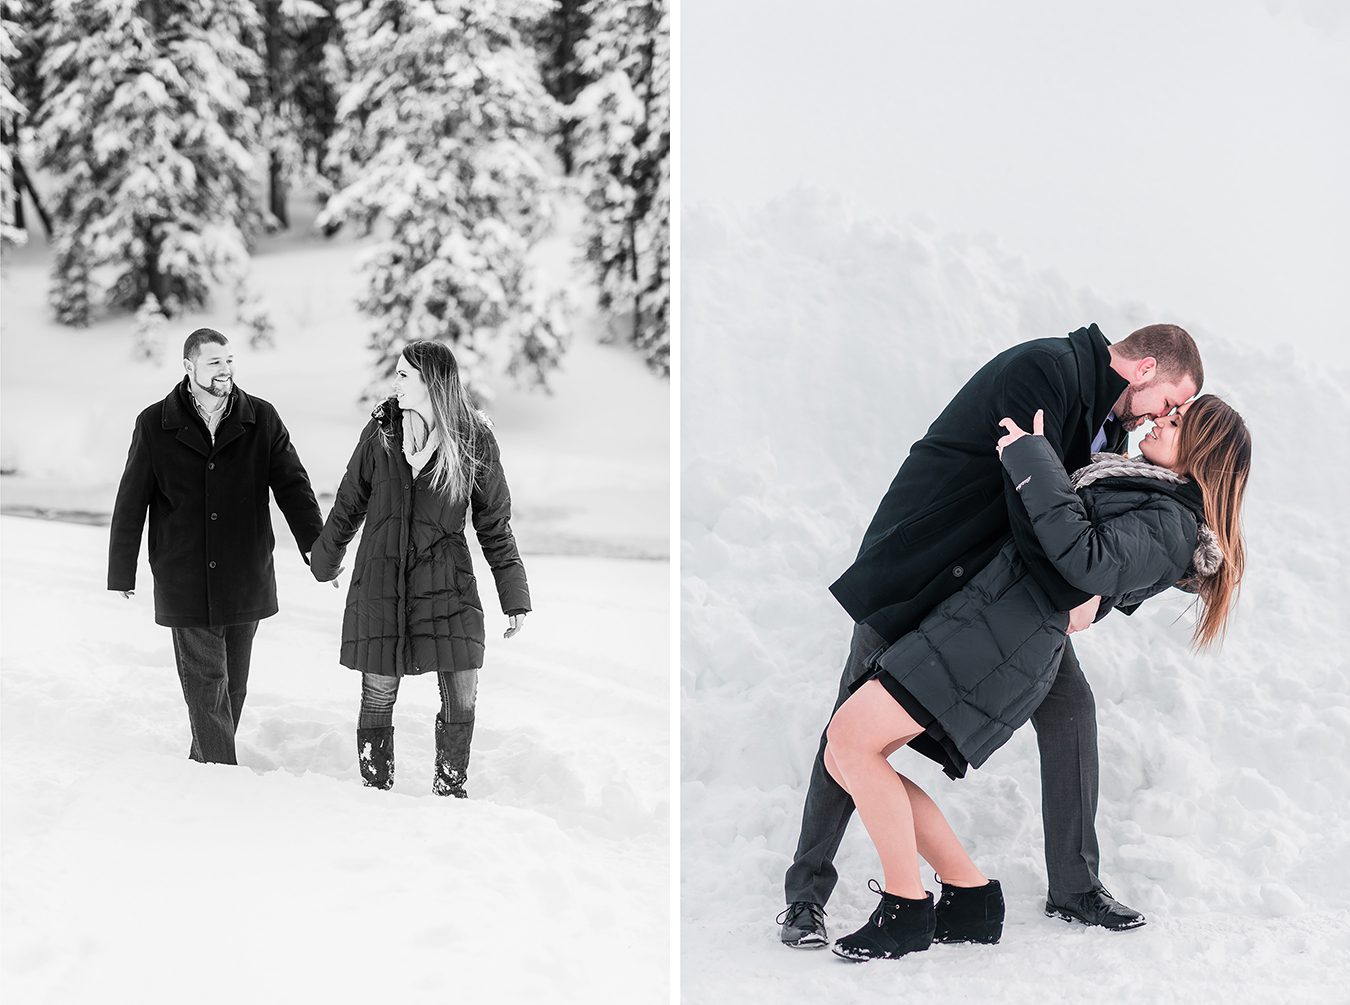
[309, 399, 531, 677]
[869, 436, 1221, 776]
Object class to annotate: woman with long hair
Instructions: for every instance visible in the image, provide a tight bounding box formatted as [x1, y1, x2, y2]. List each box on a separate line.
[825, 394, 1250, 961]
[309, 340, 530, 797]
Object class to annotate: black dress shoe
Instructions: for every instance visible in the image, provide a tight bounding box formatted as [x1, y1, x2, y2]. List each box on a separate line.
[1045, 886, 1146, 931]
[777, 901, 828, 948]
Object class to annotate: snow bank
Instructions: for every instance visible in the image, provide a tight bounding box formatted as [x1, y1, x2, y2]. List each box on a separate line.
[681, 195, 1350, 999]
[1, 519, 668, 1003]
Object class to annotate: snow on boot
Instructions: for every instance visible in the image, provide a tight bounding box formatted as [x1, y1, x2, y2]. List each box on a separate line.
[832, 881, 935, 962]
[934, 878, 1004, 944]
[356, 726, 394, 790]
[432, 715, 473, 798]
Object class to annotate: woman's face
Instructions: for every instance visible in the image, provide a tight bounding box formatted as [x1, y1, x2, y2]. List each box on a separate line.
[1139, 400, 1192, 470]
[392, 354, 431, 415]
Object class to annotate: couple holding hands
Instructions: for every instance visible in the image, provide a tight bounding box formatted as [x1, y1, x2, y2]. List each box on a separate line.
[108, 329, 529, 797]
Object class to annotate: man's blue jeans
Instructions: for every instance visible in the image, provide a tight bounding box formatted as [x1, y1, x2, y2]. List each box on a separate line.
[170, 622, 258, 764]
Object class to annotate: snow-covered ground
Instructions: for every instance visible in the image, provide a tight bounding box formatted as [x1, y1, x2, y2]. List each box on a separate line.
[680, 200, 1350, 1002]
[1, 193, 670, 1002]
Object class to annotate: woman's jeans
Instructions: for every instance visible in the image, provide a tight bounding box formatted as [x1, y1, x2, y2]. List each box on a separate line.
[358, 670, 478, 728]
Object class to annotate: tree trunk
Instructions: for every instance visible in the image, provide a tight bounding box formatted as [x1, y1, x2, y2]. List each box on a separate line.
[13, 156, 51, 236]
[264, 0, 288, 229]
[145, 228, 170, 309]
[269, 150, 288, 229]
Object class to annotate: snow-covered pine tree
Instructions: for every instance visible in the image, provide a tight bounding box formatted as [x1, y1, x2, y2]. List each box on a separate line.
[37, 0, 268, 326]
[572, 0, 669, 375]
[320, 0, 569, 399]
[1, 3, 27, 246]
[528, 0, 590, 175]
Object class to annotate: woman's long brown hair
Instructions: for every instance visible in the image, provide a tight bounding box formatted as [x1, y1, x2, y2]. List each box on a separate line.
[400, 340, 488, 502]
[1175, 394, 1251, 648]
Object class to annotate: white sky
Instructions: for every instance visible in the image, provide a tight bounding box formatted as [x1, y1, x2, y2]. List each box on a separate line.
[683, 0, 1350, 367]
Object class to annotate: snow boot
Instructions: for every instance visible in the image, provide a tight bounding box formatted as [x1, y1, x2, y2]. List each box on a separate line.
[356, 726, 394, 790]
[832, 882, 935, 962]
[432, 715, 473, 798]
[934, 878, 1004, 944]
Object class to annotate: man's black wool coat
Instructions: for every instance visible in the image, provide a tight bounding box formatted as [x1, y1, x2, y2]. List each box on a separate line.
[108, 379, 324, 628]
[829, 324, 1129, 643]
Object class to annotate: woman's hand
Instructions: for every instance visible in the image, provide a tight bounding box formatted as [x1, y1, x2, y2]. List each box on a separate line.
[504, 613, 526, 639]
[996, 409, 1045, 457]
[1066, 595, 1101, 634]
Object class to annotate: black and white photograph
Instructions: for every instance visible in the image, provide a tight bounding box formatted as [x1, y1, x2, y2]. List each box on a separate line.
[0, 1, 669, 1001]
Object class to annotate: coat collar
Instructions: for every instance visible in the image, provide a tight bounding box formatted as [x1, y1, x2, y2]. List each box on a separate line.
[161, 377, 256, 456]
[1069, 324, 1129, 451]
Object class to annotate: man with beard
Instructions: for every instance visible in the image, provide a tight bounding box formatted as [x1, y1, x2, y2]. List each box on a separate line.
[779, 323, 1202, 946]
[108, 327, 324, 765]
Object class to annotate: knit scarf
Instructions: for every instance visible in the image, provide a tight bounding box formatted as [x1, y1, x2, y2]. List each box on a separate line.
[401, 412, 440, 478]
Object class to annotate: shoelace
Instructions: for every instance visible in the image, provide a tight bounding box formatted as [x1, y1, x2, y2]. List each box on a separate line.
[776, 901, 826, 928]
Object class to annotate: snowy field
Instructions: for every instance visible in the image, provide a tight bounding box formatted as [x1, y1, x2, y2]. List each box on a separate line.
[1, 195, 670, 1002]
[680, 200, 1350, 1002]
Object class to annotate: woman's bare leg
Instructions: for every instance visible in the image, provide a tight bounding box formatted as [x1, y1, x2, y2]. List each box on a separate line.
[825, 681, 927, 898]
[826, 681, 986, 894]
[897, 774, 986, 888]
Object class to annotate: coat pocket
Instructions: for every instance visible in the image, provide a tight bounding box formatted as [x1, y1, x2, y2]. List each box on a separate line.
[899, 481, 988, 546]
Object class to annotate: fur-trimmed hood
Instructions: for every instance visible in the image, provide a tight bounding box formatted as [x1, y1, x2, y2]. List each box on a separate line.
[1069, 452, 1222, 587]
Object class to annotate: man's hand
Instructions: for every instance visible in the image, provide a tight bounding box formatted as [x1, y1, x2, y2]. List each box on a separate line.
[118, 590, 134, 599]
[504, 613, 526, 639]
[996, 409, 1045, 457]
[1067, 595, 1101, 635]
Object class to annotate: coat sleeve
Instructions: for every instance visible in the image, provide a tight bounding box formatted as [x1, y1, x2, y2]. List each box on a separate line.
[470, 428, 531, 614]
[1000, 435, 1191, 599]
[266, 407, 325, 558]
[994, 353, 1093, 611]
[309, 424, 376, 583]
[108, 413, 154, 592]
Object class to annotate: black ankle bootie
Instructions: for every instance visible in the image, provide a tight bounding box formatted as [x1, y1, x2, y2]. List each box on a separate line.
[832, 881, 935, 962]
[356, 726, 394, 790]
[934, 879, 1004, 944]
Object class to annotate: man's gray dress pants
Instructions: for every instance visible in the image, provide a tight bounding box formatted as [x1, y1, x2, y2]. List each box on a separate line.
[783, 625, 1100, 906]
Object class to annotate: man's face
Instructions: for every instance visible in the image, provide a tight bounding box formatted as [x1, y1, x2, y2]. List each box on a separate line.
[1114, 363, 1197, 431]
[185, 342, 234, 398]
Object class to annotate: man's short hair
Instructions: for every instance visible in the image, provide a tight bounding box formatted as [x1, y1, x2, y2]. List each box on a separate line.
[184, 328, 229, 361]
[1115, 323, 1203, 391]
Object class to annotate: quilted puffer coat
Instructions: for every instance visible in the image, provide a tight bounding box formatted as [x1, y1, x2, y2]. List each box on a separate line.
[309, 400, 531, 677]
[869, 436, 1221, 775]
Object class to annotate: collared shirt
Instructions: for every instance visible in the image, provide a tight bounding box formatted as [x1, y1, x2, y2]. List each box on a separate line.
[189, 384, 234, 444]
[1090, 413, 1117, 453]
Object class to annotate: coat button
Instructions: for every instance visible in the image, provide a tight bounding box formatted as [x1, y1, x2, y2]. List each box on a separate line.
[208, 462, 215, 470]
[209, 561, 217, 570]
[953, 565, 964, 578]
[210, 513, 218, 521]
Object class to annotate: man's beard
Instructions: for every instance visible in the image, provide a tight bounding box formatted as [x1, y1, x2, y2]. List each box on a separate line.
[195, 375, 232, 398]
[1115, 386, 1146, 430]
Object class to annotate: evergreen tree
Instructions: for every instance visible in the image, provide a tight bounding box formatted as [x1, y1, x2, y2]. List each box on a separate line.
[320, 0, 570, 398]
[0, 3, 26, 246]
[256, 0, 340, 228]
[528, 0, 590, 175]
[37, 0, 268, 326]
[572, 0, 669, 375]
